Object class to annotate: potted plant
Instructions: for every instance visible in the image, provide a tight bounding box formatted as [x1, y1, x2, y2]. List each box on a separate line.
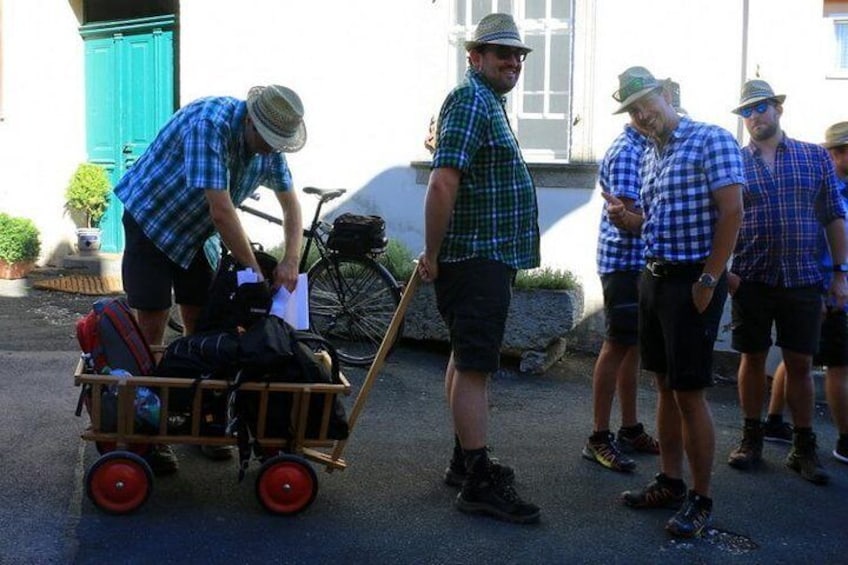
[65, 162, 111, 254]
[0, 213, 41, 279]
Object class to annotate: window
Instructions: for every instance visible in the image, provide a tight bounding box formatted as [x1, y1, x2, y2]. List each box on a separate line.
[831, 16, 848, 76]
[451, 0, 573, 161]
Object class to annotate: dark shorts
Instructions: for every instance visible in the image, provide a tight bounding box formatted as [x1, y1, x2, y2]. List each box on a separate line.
[601, 270, 640, 346]
[434, 258, 515, 374]
[815, 309, 848, 367]
[731, 282, 823, 356]
[639, 264, 727, 391]
[121, 212, 213, 311]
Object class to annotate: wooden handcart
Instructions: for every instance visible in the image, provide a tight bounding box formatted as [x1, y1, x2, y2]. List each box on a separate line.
[74, 269, 420, 515]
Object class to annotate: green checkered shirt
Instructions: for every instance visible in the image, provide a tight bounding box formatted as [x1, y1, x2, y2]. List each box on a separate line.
[432, 69, 540, 270]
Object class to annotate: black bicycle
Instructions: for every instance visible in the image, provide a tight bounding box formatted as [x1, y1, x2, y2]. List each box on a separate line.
[171, 187, 403, 367]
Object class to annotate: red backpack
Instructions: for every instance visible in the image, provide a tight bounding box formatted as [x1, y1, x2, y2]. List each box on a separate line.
[76, 297, 156, 376]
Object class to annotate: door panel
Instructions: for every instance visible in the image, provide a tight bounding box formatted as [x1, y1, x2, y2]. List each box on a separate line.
[82, 17, 175, 253]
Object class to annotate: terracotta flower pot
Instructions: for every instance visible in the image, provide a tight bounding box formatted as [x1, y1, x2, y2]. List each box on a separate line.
[0, 259, 35, 280]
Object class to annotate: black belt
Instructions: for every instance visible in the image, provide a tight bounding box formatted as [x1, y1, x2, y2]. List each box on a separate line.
[645, 260, 705, 278]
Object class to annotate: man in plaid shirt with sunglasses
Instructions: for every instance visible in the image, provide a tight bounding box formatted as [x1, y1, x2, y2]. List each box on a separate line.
[726, 79, 848, 485]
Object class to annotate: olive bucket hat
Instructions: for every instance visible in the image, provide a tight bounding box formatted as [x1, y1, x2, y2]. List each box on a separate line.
[612, 66, 665, 114]
[464, 13, 532, 53]
[246, 85, 307, 153]
[824, 122, 848, 149]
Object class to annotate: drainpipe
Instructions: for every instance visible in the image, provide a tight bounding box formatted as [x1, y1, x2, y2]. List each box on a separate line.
[738, 0, 750, 143]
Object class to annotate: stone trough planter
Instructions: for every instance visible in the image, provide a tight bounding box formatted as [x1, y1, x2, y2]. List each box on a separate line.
[401, 282, 584, 374]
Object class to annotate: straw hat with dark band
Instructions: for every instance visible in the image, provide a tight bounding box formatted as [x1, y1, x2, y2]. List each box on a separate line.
[464, 13, 531, 53]
[246, 85, 307, 153]
[731, 79, 786, 115]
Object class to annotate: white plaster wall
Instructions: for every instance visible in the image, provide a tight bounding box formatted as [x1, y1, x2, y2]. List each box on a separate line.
[0, 0, 86, 264]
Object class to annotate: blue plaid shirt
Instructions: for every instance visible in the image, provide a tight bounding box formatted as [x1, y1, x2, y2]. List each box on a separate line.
[114, 97, 294, 269]
[732, 134, 847, 287]
[432, 69, 540, 270]
[597, 125, 647, 274]
[641, 116, 745, 263]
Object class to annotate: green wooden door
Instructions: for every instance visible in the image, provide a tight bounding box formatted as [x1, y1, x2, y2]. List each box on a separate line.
[81, 16, 175, 253]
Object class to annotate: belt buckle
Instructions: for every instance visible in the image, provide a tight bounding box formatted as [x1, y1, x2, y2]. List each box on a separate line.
[647, 261, 664, 277]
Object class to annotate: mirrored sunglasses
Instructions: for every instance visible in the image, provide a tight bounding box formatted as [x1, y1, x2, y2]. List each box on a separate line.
[739, 101, 770, 118]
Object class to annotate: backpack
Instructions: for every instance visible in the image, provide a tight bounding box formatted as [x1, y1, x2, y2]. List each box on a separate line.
[195, 248, 279, 333]
[231, 317, 349, 472]
[326, 213, 387, 255]
[74, 298, 158, 433]
[76, 297, 156, 376]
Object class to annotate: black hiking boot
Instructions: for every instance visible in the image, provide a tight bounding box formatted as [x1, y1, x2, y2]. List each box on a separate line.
[455, 454, 539, 524]
[444, 445, 514, 487]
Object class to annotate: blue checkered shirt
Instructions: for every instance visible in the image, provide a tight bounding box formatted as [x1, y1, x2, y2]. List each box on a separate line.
[597, 125, 647, 274]
[731, 135, 847, 287]
[431, 69, 540, 270]
[641, 116, 745, 263]
[114, 97, 293, 269]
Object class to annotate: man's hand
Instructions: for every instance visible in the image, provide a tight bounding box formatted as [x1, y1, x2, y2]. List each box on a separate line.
[727, 272, 741, 296]
[273, 257, 299, 292]
[417, 250, 439, 283]
[828, 272, 848, 311]
[691, 284, 714, 314]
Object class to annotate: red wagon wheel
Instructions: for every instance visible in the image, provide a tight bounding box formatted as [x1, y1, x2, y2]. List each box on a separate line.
[255, 454, 318, 515]
[85, 451, 153, 514]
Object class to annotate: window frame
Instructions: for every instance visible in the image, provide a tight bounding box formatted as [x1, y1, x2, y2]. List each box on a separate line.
[827, 13, 848, 79]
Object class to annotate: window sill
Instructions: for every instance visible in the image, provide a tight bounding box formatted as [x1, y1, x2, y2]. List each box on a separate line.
[410, 160, 598, 189]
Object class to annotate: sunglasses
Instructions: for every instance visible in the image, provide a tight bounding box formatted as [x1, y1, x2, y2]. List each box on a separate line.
[739, 101, 770, 118]
[485, 45, 528, 63]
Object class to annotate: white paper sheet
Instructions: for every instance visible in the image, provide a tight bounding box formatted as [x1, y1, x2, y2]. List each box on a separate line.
[269, 273, 310, 329]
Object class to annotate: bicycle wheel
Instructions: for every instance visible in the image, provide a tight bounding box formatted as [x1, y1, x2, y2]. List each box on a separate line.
[307, 255, 401, 366]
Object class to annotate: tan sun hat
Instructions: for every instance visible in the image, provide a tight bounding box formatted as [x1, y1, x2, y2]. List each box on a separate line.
[464, 13, 531, 53]
[612, 66, 665, 114]
[732, 79, 786, 115]
[246, 85, 307, 153]
[824, 122, 848, 149]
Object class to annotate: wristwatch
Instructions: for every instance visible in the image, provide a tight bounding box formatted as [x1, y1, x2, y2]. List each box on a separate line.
[697, 273, 718, 288]
[833, 264, 848, 273]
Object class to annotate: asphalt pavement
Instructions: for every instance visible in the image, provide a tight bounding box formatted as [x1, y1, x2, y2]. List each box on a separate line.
[0, 271, 846, 564]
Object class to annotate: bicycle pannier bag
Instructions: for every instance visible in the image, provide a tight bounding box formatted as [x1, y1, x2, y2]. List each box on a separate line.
[327, 213, 387, 255]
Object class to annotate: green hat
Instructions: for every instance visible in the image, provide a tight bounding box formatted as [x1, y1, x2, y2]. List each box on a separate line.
[824, 122, 848, 149]
[612, 66, 665, 114]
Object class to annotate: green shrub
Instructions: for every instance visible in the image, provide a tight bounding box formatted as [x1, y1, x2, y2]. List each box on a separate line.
[515, 266, 579, 291]
[65, 163, 112, 227]
[0, 213, 41, 263]
[377, 239, 416, 282]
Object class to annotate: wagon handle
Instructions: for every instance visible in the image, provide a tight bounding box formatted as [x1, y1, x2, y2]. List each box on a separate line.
[330, 264, 421, 463]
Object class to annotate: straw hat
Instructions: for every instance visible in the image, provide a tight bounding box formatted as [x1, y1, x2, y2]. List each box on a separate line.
[824, 122, 848, 149]
[464, 13, 531, 53]
[732, 79, 786, 115]
[246, 85, 307, 153]
[612, 67, 665, 114]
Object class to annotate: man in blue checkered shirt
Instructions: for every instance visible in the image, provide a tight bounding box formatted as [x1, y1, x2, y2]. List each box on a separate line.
[725, 80, 848, 486]
[584, 119, 660, 475]
[604, 66, 744, 538]
[114, 85, 306, 349]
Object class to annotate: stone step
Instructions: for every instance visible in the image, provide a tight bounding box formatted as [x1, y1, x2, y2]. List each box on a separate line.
[62, 253, 123, 277]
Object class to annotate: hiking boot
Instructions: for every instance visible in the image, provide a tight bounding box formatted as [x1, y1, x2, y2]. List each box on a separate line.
[444, 447, 514, 488]
[582, 432, 636, 472]
[763, 418, 793, 444]
[786, 432, 829, 485]
[617, 423, 660, 455]
[455, 462, 540, 524]
[833, 436, 848, 465]
[727, 423, 763, 470]
[621, 473, 686, 509]
[665, 490, 712, 538]
[144, 444, 179, 475]
[200, 445, 235, 461]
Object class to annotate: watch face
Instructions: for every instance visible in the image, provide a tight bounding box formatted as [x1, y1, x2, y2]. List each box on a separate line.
[836, 264, 848, 273]
[698, 274, 717, 287]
